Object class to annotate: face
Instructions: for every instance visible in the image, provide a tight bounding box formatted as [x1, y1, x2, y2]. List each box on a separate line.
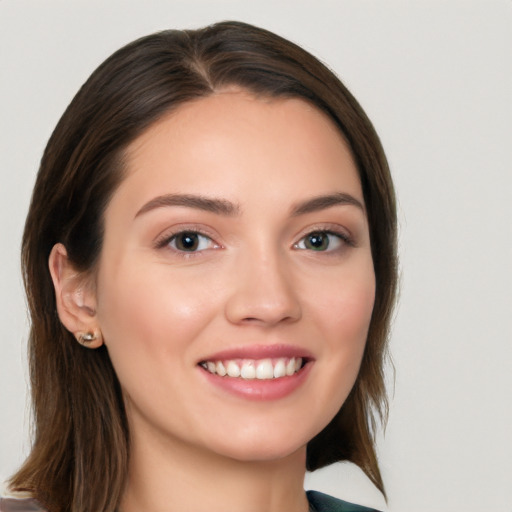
[94, 90, 375, 462]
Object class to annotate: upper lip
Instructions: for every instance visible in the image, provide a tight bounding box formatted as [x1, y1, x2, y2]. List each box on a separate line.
[199, 344, 314, 363]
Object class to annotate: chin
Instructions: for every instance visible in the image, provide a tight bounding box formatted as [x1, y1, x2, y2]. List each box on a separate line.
[221, 443, 307, 464]
[204, 427, 312, 464]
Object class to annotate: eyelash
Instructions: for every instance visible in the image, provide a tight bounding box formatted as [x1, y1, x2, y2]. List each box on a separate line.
[154, 227, 354, 255]
[293, 229, 354, 253]
[154, 228, 220, 254]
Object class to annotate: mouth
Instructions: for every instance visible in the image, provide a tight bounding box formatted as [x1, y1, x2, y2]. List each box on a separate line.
[199, 357, 307, 380]
[197, 345, 314, 400]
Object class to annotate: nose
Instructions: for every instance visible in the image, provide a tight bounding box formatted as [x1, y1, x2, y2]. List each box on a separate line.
[224, 250, 302, 327]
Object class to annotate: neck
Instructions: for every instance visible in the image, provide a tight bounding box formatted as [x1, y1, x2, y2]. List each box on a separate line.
[119, 426, 310, 512]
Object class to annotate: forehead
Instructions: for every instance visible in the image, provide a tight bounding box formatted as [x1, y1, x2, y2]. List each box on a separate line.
[116, 90, 362, 210]
[128, 89, 348, 149]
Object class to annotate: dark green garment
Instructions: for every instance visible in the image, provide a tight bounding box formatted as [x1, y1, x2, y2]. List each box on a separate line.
[307, 490, 382, 512]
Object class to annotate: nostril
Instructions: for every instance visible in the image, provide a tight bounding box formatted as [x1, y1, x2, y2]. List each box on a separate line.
[240, 314, 299, 326]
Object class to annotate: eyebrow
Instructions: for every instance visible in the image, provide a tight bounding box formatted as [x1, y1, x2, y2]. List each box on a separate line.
[135, 194, 240, 218]
[291, 193, 365, 216]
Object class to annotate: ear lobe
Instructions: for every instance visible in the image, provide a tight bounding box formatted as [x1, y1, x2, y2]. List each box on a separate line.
[49, 243, 103, 348]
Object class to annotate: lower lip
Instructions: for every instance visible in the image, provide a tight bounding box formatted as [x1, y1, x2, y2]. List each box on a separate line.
[199, 362, 313, 401]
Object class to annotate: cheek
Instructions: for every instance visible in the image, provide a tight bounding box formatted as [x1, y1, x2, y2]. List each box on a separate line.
[296, 263, 375, 437]
[94, 259, 219, 373]
[333, 284, 375, 344]
[310, 260, 376, 393]
[311, 260, 376, 347]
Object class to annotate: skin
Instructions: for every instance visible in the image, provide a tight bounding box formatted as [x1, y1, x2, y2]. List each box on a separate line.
[50, 90, 375, 512]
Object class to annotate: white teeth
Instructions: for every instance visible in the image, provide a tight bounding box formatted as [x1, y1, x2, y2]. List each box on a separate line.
[285, 358, 296, 376]
[273, 359, 286, 378]
[226, 361, 241, 377]
[216, 361, 227, 376]
[201, 357, 304, 379]
[256, 359, 274, 380]
[240, 360, 256, 379]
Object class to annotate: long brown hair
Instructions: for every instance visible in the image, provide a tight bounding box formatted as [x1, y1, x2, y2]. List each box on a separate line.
[11, 21, 397, 512]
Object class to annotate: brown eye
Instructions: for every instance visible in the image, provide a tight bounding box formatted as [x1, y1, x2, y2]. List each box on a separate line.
[169, 232, 213, 252]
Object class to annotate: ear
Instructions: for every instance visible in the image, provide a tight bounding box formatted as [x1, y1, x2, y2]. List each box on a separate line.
[48, 243, 103, 349]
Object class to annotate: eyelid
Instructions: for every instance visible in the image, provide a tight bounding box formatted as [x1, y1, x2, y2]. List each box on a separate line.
[152, 223, 355, 254]
[153, 224, 222, 251]
[292, 224, 355, 251]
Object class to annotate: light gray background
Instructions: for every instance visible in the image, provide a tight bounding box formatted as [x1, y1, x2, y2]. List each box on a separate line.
[1, 1, 511, 511]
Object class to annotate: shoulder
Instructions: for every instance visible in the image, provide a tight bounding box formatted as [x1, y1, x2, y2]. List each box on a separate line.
[0, 498, 47, 512]
[307, 490, 383, 512]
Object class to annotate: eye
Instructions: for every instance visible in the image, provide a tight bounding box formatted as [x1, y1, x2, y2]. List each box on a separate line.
[294, 231, 347, 252]
[166, 231, 217, 252]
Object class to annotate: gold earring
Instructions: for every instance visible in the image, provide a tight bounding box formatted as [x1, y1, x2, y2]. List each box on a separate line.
[76, 331, 102, 347]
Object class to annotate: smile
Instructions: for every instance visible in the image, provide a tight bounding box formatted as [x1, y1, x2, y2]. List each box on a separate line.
[200, 357, 304, 380]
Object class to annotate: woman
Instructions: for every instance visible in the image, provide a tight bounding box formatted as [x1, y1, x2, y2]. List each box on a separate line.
[1, 21, 397, 512]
